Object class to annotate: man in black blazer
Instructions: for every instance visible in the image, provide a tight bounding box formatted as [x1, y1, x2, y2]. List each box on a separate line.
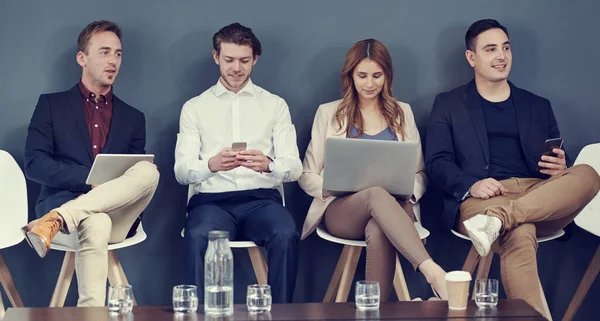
[22, 20, 159, 306]
[426, 19, 599, 319]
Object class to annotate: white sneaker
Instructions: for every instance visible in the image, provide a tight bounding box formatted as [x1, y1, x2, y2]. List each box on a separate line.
[462, 214, 502, 256]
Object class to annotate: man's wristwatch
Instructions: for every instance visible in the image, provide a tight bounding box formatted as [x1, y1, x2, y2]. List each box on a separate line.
[265, 156, 275, 173]
[462, 188, 472, 201]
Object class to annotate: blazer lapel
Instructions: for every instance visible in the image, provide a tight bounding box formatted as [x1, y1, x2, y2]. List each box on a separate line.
[103, 95, 124, 153]
[67, 86, 93, 162]
[463, 80, 490, 163]
[510, 82, 534, 165]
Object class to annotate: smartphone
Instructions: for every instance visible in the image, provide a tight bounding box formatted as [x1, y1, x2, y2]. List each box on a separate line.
[538, 138, 563, 171]
[541, 138, 564, 157]
[231, 142, 247, 151]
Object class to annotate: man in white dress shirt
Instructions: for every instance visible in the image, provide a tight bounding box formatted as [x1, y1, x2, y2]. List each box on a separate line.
[174, 22, 302, 303]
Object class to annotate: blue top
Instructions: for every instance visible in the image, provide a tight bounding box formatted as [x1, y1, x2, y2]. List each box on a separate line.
[349, 125, 398, 141]
[480, 94, 530, 180]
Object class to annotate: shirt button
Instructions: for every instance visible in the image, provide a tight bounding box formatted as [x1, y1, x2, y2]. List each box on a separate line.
[453, 192, 459, 198]
[484, 165, 489, 170]
[96, 106, 99, 109]
[86, 99, 89, 102]
[94, 124, 98, 128]
[93, 145, 97, 149]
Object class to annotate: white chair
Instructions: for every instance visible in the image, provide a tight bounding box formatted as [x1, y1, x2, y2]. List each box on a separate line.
[562, 143, 600, 321]
[317, 203, 431, 302]
[0, 150, 27, 318]
[183, 185, 286, 285]
[48, 222, 147, 307]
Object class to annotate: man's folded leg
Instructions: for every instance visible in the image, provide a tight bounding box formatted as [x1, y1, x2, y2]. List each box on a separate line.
[59, 161, 159, 236]
[24, 161, 159, 256]
[463, 165, 600, 257]
[486, 164, 600, 231]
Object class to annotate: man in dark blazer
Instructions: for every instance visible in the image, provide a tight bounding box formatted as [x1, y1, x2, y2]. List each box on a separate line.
[426, 19, 599, 319]
[22, 20, 159, 307]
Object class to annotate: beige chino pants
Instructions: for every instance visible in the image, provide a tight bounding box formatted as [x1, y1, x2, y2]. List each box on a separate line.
[52, 161, 159, 306]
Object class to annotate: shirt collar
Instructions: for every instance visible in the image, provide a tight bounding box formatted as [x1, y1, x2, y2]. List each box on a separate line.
[214, 77, 256, 97]
[78, 80, 113, 104]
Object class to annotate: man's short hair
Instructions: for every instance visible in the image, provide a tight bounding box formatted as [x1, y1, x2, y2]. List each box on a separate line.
[465, 19, 509, 51]
[77, 20, 122, 54]
[213, 22, 262, 57]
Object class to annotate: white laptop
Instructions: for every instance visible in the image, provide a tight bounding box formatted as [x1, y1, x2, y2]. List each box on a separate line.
[86, 154, 155, 185]
[323, 137, 418, 197]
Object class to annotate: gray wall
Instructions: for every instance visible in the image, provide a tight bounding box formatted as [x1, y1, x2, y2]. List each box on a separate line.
[1, 1, 599, 320]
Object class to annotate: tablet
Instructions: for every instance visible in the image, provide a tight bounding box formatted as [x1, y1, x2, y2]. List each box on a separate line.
[85, 154, 155, 185]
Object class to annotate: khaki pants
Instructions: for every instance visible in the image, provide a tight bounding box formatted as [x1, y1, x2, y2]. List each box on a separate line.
[52, 161, 159, 307]
[456, 164, 600, 320]
[324, 186, 431, 301]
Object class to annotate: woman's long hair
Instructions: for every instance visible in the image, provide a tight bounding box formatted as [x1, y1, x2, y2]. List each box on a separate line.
[333, 39, 405, 139]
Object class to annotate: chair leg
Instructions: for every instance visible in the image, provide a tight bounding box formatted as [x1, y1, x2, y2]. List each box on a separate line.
[335, 245, 362, 303]
[323, 245, 352, 302]
[49, 252, 75, 307]
[248, 247, 268, 285]
[0, 294, 5, 320]
[471, 253, 493, 299]
[107, 251, 124, 286]
[475, 254, 493, 280]
[108, 251, 137, 305]
[393, 254, 410, 301]
[561, 245, 600, 321]
[107, 251, 137, 306]
[0, 251, 24, 307]
[537, 278, 553, 321]
[462, 245, 481, 275]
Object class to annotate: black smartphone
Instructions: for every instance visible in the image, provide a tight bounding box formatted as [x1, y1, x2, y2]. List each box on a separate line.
[541, 138, 564, 157]
[538, 138, 563, 171]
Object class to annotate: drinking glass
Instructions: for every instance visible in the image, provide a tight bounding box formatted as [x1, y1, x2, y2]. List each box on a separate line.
[355, 281, 380, 310]
[246, 284, 272, 313]
[474, 279, 499, 308]
[173, 285, 199, 314]
[107, 285, 134, 313]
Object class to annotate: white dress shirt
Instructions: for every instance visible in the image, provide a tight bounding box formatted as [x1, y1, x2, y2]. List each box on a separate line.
[174, 78, 302, 194]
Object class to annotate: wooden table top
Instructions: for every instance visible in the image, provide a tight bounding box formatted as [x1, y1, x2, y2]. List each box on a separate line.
[3, 300, 545, 321]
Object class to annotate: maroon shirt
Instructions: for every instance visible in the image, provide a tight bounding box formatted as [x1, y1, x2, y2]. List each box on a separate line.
[78, 81, 113, 159]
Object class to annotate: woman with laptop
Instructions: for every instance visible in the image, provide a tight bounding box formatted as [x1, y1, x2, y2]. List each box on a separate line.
[298, 39, 448, 300]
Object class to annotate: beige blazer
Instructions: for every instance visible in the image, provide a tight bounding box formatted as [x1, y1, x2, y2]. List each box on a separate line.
[298, 99, 428, 239]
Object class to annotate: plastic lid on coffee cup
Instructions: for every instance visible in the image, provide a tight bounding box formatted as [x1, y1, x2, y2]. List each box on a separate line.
[445, 271, 472, 282]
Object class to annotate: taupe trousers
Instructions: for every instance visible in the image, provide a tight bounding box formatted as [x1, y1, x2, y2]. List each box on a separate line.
[52, 161, 159, 307]
[324, 186, 431, 301]
[457, 164, 600, 319]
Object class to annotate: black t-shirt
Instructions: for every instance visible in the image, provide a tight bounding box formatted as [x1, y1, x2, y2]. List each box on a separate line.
[480, 94, 531, 180]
